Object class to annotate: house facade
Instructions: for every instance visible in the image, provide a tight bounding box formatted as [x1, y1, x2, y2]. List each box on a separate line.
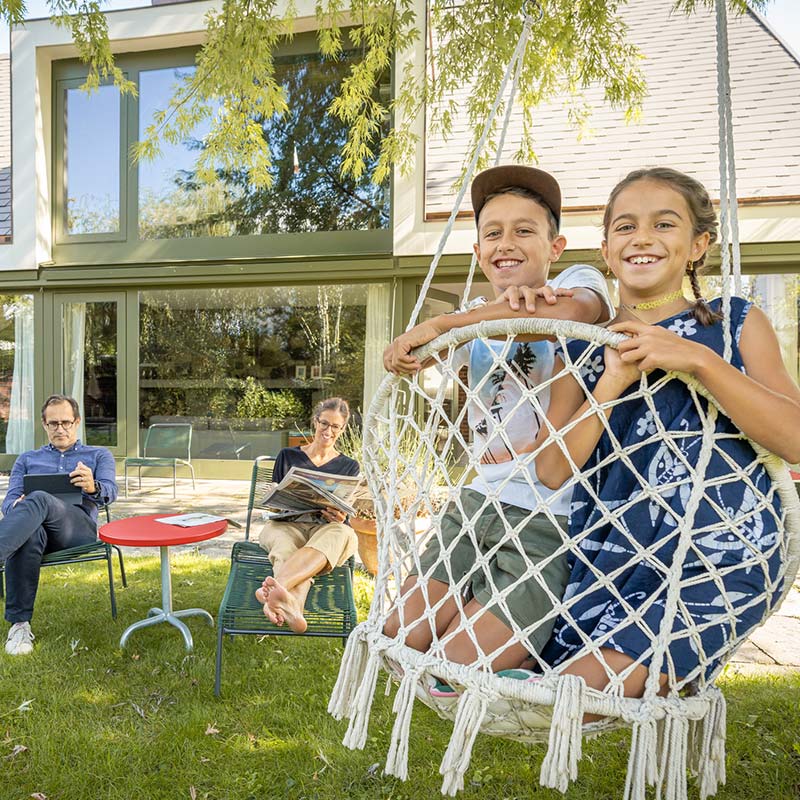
[1, 0, 799, 476]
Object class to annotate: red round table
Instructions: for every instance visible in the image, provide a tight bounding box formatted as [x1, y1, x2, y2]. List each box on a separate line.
[100, 514, 228, 651]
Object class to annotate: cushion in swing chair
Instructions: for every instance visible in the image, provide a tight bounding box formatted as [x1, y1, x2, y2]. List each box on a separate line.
[328, 317, 800, 797]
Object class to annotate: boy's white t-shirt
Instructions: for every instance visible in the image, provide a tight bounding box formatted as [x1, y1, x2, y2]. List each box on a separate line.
[452, 264, 615, 515]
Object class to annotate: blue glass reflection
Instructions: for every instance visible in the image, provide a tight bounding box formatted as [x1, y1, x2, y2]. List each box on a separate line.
[66, 85, 120, 234]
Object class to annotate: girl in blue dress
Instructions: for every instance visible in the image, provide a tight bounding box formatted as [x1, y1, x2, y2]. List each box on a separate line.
[535, 167, 800, 699]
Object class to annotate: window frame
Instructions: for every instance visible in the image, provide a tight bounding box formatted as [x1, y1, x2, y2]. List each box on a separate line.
[51, 38, 393, 265]
[54, 76, 128, 245]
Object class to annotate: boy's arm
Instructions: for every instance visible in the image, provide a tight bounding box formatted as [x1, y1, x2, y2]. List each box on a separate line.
[536, 349, 638, 490]
[384, 286, 607, 375]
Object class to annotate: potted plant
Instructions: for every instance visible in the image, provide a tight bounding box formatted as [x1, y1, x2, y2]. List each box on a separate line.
[339, 424, 451, 576]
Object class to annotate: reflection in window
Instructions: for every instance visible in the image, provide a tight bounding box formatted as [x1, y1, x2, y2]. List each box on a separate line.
[700, 273, 799, 382]
[138, 285, 383, 459]
[0, 296, 34, 454]
[138, 52, 389, 239]
[65, 85, 120, 234]
[62, 302, 119, 447]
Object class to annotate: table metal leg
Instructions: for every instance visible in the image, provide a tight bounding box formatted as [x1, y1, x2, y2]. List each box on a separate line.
[119, 545, 214, 652]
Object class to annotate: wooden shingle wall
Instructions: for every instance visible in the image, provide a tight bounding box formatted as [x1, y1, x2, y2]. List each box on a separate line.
[425, 0, 800, 217]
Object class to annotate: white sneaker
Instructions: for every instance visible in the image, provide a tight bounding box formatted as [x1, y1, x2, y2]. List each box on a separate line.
[5, 622, 34, 655]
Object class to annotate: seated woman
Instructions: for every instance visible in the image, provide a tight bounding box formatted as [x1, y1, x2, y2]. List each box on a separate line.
[534, 167, 800, 703]
[255, 397, 359, 633]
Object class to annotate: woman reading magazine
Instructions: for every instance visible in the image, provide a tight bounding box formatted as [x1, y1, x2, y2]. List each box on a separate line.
[255, 397, 359, 632]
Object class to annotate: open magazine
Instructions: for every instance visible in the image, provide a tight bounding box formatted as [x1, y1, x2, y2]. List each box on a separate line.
[259, 466, 366, 521]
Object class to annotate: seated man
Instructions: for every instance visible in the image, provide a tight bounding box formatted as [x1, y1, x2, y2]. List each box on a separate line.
[1, 394, 118, 655]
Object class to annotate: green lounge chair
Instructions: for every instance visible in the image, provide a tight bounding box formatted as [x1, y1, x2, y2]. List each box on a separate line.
[214, 455, 357, 695]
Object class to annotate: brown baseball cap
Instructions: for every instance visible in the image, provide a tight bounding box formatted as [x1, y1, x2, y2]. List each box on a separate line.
[471, 165, 562, 230]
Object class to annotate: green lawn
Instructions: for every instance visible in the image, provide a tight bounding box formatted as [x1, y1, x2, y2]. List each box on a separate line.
[0, 554, 798, 800]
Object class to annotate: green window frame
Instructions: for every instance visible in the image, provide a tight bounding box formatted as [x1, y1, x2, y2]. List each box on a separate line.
[51, 38, 393, 266]
[54, 76, 128, 245]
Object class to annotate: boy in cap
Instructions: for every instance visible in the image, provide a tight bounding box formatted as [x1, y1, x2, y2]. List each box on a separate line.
[383, 165, 614, 688]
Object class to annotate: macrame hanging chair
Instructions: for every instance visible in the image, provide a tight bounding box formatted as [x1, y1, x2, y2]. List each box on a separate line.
[328, 2, 800, 797]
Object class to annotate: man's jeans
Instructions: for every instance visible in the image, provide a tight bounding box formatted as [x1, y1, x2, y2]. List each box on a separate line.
[1, 491, 97, 623]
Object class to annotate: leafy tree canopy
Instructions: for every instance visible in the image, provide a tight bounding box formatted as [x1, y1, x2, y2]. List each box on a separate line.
[2, 0, 770, 187]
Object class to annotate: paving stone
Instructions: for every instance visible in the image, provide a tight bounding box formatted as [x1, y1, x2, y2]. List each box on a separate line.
[721, 662, 799, 679]
[775, 587, 800, 618]
[746, 615, 800, 667]
[730, 639, 777, 665]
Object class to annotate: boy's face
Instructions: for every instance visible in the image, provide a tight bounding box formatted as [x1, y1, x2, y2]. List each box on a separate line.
[473, 193, 566, 298]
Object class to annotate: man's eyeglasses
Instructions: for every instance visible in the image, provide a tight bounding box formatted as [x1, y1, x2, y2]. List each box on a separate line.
[316, 418, 343, 433]
[44, 419, 76, 432]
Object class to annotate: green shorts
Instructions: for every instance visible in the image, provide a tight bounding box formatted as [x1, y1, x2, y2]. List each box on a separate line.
[416, 488, 569, 654]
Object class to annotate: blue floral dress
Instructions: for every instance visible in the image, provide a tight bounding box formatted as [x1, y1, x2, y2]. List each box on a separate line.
[541, 297, 784, 681]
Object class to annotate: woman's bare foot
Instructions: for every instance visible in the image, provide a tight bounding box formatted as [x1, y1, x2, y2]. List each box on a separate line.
[264, 576, 308, 633]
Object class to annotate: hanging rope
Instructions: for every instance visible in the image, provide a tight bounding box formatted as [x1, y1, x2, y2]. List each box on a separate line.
[715, 0, 743, 360]
[459, 0, 544, 309]
[406, 3, 538, 330]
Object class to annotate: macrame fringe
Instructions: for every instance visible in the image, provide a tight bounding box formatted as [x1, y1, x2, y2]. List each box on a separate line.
[539, 674, 585, 793]
[658, 711, 690, 800]
[384, 668, 421, 780]
[691, 689, 727, 799]
[439, 690, 489, 796]
[342, 651, 382, 750]
[327, 624, 369, 721]
[623, 717, 658, 800]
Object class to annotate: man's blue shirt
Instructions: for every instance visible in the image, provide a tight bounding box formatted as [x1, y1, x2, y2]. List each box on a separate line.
[2, 441, 118, 520]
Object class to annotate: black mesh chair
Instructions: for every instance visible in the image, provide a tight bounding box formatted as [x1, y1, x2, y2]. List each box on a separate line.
[214, 456, 358, 695]
[0, 504, 127, 617]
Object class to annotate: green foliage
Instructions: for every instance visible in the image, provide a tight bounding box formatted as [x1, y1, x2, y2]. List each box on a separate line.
[235, 379, 305, 425]
[3, 0, 768, 189]
[674, 0, 768, 13]
[49, 0, 135, 96]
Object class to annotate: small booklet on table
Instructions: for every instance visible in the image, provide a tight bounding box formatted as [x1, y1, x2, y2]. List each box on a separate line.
[259, 467, 365, 522]
[155, 513, 242, 528]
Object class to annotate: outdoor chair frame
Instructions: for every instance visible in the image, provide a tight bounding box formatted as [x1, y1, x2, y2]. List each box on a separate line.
[214, 455, 358, 695]
[124, 422, 196, 499]
[0, 504, 127, 618]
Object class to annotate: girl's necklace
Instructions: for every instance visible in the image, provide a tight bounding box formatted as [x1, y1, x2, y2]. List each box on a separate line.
[622, 288, 685, 311]
[621, 289, 688, 322]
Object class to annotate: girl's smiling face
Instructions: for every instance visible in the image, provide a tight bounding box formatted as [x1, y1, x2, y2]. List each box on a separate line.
[602, 179, 710, 302]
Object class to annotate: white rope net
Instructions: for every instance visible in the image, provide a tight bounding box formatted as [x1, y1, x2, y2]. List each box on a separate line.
[329, 319, 800, 797]
[327, 2, 800, 797]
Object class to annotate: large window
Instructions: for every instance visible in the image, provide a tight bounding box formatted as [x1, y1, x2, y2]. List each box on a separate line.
[54, 37, 390, 257]
[138, 284, 389, 459]
[138, 53, 389, 239]
[0, 295, 34, 454]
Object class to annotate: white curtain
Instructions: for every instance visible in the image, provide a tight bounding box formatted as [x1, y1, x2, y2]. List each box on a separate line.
[753, 275, 799, 384]
[62, 303, 86, 442]
[6, 296, 35, 454]
[363, 283, 392, 416]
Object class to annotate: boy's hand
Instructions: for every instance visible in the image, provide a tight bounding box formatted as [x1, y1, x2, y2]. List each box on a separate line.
[383, 318, 444, 375]
[492, 284, 574, 313]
